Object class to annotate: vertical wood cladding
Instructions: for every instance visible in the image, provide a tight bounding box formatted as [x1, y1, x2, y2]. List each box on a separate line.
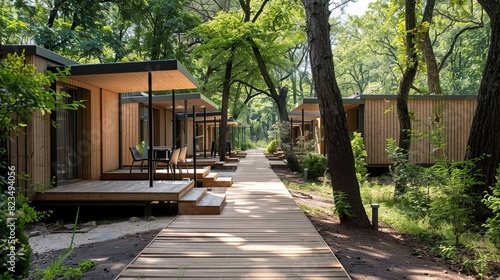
[364, 97, 476, 166]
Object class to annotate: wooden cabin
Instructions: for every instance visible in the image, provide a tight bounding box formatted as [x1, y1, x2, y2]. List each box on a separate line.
[290, 95, 477, 167]
[2, 45, 214, 198]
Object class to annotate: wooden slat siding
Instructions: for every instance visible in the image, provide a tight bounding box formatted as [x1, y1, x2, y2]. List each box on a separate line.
[117, 150, 350, 279]
[442, 98, 476, 161]
[365, 98, 395, 166]
[30, 111, 51, 196]
[101, 90, 119, 173]
[346, 108, 358, 133]
[364, 97, 477, 166]
[121, 103, 140, 166]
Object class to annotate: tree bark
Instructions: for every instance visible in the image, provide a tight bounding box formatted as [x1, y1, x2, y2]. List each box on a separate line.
[419, 0, 440, 94]
[218, 48, 235, 162]
[466, 0, 500, 195]
[250, 43, 291, 143]
[394, 0, 418, 194]
[302, 0, 370, 227]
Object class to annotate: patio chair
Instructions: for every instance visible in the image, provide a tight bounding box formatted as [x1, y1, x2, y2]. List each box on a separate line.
[129, 146, 147, 173]
[167, 148, 181, 179]
[177, 146, 189, 174]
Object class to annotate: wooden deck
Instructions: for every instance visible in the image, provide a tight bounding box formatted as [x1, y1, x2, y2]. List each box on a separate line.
[101, 167, 211, 181]
[35, 179, 227, 215]
[36, 180, 194, 202]
[116, 149, 351, 279]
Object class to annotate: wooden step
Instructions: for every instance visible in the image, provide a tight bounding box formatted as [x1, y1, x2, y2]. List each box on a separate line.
[269, 161, 289, 169]
[225, 157, 240, 163]
[178, 188, 207, 207]
[178, 192, 226, 215]
[202, 172, 219, 184]
[204, 176, 233, 188]
[213, 162, 238, 171]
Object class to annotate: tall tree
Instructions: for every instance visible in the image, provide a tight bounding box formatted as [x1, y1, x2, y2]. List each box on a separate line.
[394, 0, 418, 193]
[466, 0, 500, 199]
[419, 0, 440, 94]
[302, 0, 370, 227]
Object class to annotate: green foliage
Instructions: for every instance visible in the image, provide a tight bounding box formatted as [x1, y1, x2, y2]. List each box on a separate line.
[351, 132, 368, 182]
[429, 158, 481, 245]
[34, 259, 96, 280]
[282, 144, 302, 173]
[33, 208, 96, 280]
[239, 142, 255, 151]
[0, 193, 31, 279]
[0, 191, 50, 279]
[332, 191, 355, 220]
[136, 140, 146, 158]
[0, 51, 84, 140]
[266, 140, 278, 154]
[483, 166, 500, 248]
[302, 153, 327, 180]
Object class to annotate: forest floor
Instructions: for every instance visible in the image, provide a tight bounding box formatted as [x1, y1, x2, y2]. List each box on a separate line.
[29, 169, 480, 280]
[273, 167, 477, 280]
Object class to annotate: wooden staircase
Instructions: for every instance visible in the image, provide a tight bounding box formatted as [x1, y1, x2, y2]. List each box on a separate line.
[202, 172, 233, 188]
[178, 187, 226, 215]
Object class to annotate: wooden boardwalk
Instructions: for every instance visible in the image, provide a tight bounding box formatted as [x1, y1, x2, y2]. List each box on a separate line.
[116, 149, 351, 279]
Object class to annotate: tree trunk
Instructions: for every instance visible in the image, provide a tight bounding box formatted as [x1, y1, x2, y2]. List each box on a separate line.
[419, 0, 441, 95]
[467, 0, 500, 198]
[218, 48, 235, 162]
[302, 0, 370, 227]
[394, 0, 418, 194]
[250, 44, 291, 143]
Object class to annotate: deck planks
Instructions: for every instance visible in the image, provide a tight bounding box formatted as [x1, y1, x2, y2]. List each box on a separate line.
[35, 180, 193, 201]
[116, 149, 351, 279]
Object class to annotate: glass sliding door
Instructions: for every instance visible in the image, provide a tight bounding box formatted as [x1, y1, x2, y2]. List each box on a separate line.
[55, 88, 78, 184]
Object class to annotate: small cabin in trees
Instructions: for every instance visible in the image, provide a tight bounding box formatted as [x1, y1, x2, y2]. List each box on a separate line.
[290, 94, 477, 167]
[2, 45, 219, 197]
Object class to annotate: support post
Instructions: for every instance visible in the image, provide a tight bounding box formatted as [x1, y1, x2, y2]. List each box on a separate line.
[192, 106, 197, 187]
[148, 72, 153, 187]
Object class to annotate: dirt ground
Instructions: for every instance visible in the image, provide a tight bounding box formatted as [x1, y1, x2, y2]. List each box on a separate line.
[29, 169, 477, 280]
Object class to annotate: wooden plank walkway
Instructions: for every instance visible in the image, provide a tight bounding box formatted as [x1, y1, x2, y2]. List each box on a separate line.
[116, 149, 351, 279]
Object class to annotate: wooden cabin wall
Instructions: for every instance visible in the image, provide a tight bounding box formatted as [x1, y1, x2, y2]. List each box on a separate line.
[7, 54, 53, 198]
[346, 109, 359, 133]
[121, 103, 140, 166]
[438, 98, 476, 161]
[100, 90, 119, 173]
[364, 97, 476, 166]
[65, 78, 125, 179]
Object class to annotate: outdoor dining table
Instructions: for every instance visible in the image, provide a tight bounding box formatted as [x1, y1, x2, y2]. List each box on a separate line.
[152, 146, 172, 160]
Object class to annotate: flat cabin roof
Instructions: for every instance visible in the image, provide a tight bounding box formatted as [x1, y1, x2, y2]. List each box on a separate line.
[1, 44, 78, 66]
[49, 60, 198, 93]
[291, 94, 478, 119]
[122, 93, 218, 113]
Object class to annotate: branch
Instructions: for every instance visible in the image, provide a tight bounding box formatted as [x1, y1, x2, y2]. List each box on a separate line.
[438, 24, 483, 71]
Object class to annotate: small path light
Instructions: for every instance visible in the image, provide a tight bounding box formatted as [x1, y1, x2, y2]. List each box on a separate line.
[371, 203, 380, 231]
[303, 168, 308, 180]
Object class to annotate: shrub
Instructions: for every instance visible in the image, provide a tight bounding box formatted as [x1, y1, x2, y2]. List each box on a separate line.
[266, 139, 277, 154]
[351, 132, 368, 182]
[483, 166, 500, 248]
[302, 153, 327, 180]
[282, 145, 302, 173]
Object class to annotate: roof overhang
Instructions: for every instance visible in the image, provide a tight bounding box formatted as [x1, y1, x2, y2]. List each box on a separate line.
[49, 60, 198, 93]
[122, 93, 218, 112]
[1, 44, 78, 65]
[290, 97, 364, 120]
